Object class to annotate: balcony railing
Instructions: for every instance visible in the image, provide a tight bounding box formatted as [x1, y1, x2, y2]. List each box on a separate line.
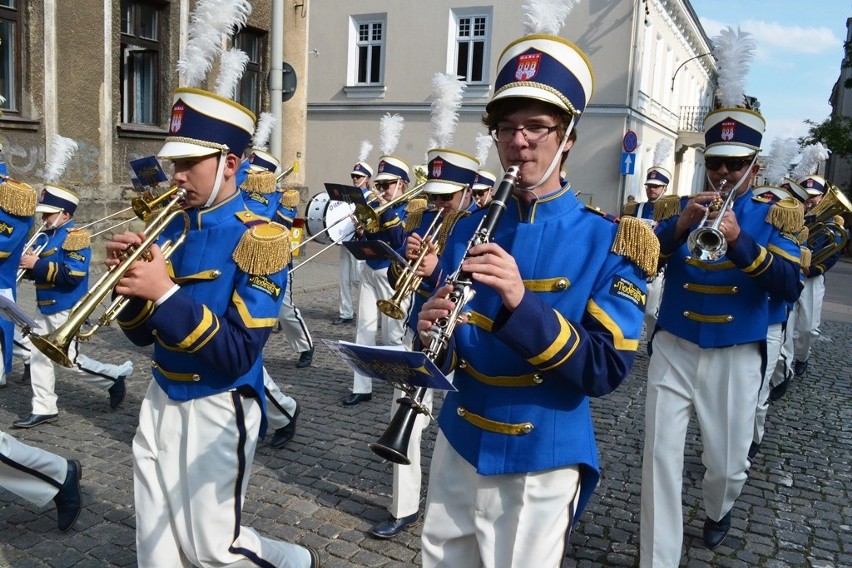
[678, 106, 711, 132]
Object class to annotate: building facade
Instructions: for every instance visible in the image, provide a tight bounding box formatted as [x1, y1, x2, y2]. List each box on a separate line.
[826, 17, 852, 193]
[305, 0, 715, 214]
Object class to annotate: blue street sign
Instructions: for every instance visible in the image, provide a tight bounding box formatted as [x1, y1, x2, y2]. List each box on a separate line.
[620, 152, 636, 175]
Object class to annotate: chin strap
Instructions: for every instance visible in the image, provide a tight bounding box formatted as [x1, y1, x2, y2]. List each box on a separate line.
[203, 151, 229, 208]
[518, 119, 577, 192]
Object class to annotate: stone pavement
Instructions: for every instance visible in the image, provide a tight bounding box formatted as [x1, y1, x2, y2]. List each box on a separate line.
[1, 244, 850, 567]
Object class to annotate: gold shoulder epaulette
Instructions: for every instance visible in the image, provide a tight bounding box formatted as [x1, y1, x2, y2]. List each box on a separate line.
[236, 210, 270, 223]
[279, 189, 300, 209]
[653, 195, 682, 223]
[765, 197, 804, 233]
[800, 246, 812, 268]
[796, 226, 809, 245]
[622, 201, 638, 216]
[612, 216, 660, 279]
[240, 170, 277, 194]
[62, 229, 91, 251]
[0, 178, 37, 217]
[404, 206, 429, 233]
[584, 204, 609, 218]
[406, 197, 428, 213]
[233, 221, 291, 275]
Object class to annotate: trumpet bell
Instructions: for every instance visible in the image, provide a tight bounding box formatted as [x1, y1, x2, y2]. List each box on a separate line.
[29, 333, 75, 368]
[687, 226, 727, 261]
[376, 299, 407, 320]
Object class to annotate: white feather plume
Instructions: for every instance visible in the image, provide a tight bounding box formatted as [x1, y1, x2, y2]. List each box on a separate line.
[214, 48, 249, 99]
[474, 133, 493, 166]
[428, 73, 466, 150]
[653, 139, 673, 168]
[358, 140, 373, 163]
[251, 113, 277, 151]
[522, 0, 580, 35]
[792, 142, 831, 179]
[763, 138, 799, 185]
[712, 26, 757, 108]
[379, 113, 405, 155]
[177, 0, 252, 88]
[44, 134, 78, 183]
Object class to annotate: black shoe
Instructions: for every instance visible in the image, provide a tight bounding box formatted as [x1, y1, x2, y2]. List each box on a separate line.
[306, 545, 321, 568]
[54, 459, 82, 532]
[369, 513, 419, 539]
[703, 511, 731, 549]
[108, 375, 127, 410]
[296, 347, 315, 368]
[18, 363, 31, 384]
[12, 413, 59, 429]
[769, 375, 791, 402]
[341, 392, 372, 406]
[748, 442, 760, 459]
[270, 404, 300, 449]
[793, 359, 808, 377]
[332, 317, 354, 325]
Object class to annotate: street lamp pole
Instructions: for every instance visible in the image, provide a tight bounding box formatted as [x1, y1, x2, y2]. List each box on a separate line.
[671, 52, 712, 92]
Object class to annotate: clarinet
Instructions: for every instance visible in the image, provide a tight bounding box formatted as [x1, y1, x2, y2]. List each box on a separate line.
[369, 166, 520, 465]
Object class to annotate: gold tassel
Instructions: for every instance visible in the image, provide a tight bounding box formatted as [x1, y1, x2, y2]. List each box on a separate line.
[800, 246, 812, 268]
[406, 198, 428, 212]
[765, 198, 804, 233]
[232, 222, 291, 275]
[240, 171, 278, 194]
[612, 216, 660, 279]
[796, 226, 809, 245]
[62, 229, 91, 251]
[437, 209, 469, 248]
[0, 178, 37, 217]
[404, 207, 426, 233]
[280, 189, 301, 209]
[622, 201, 638, 216]
[652, 195, 682, 223]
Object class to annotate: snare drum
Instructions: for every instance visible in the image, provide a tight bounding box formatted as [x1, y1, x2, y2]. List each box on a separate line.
[305, 192, 357, 245]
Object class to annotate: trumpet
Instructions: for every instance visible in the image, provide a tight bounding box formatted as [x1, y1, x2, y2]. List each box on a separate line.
[687, 180, 737, 261]
[29, 189, 190, 368]
[16, 221, 50, 282]
[354, 180, 428, 233]
[370, 166, 519, 465]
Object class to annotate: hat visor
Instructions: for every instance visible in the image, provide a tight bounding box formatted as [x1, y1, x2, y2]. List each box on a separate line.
[424, 180, 467, 195]
[704, 144, 758, 158]
[158, 140, 221, 161]
[644, 180, 667, 187]
[488, 86, 573, 116]
[373, 172, 403, 182]
[36, 204, 63, 214]
[805, 189, 822, 196]
[471, 183, 492, 191]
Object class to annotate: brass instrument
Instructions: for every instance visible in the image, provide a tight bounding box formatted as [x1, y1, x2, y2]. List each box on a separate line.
[805, 183, 851, 267]
[370, 166, 520, 465]
[687, 180, 736, 261]
[29, 189, 190, 368]
[16, 221, 50, 282]
[354, 180, 428, 233]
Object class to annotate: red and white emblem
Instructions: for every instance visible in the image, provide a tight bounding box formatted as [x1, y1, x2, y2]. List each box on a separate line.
[805, 178, 814, 188]
[431, 157, 444, 178]
[515, 52, 542, 81]
[170, 103, 185, 133]
[649, 171, 658, 179]
[378, 161, 386, 173]
[720, 119, 736, 141]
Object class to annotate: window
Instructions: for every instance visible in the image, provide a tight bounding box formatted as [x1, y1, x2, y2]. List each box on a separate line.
[0, 0, 21, 113]
[120, 0, 163, 125]
[351, 15, 385, 85]
[453, 11, 490, 84]
[233, 29, 265, 115]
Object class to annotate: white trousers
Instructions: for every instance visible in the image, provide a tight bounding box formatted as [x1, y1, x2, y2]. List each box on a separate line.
[0, 431, 67, 506]
[794, 275, 825, 363]
[389, 387, 433, 519]
[27, 310, 132, 415]
[133, 381, 312, 568]
[338, 246, 364, 319]
[753, 323, 784, 446]
[643, 272, 664, 335]
[640, 330, 761, 568]
[771, 309, 796, 388]
[421, 432, 581, 568]
[351, 266, 410, 394]
[278, 272, 313, 354]
[263, 367, 298, 431]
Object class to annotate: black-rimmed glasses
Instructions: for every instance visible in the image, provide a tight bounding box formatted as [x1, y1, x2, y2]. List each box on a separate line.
[490, 125, 559, 144]
[705, 157, 752, 172]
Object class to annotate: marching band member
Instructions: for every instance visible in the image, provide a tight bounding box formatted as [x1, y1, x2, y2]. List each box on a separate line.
[640, 27, 802, 565]
[471, 169, 496, 209]
[15, 136, 133, 429]
[416, 3, 658, 564]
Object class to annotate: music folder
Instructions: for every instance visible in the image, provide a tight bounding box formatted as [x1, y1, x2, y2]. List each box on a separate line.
[322, 339, 456, 392]
[0, 294, 41, 333]
[324, 183, 369, 206]
[129, 156, 169, 190]
[342, 240, 408, 265]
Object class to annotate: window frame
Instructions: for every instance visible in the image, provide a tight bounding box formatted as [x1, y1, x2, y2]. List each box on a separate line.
[119, 0, 164, 126]
[348, 14, 386, 88]
[0, 1, 22, 114]
[447, 7, 492, 98]
[233, 27, 267, 116]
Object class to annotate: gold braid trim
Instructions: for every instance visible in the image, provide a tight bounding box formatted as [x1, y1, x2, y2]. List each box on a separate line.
[765, 198, 804, 233]
[622, 201, 638, 216]
[280, 189, 301, 209]
[653, 195, 682, 222]
[164, 136, 228, 152]
[612, 216, 660, 278]
[404, 207, 428, 233]
[796, 226, 809, 245]
[62, 229, 91, 251]
[232, 222, 291, 275]
[0, 178, 37, 217]
[800, 246, 812, 268]
[437, 209, 470, 248]
[240, 171, 277, 194]
[493, 80, 580, 116]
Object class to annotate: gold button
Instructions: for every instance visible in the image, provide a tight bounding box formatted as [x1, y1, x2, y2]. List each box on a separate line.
[683, 311, 690, 317]
[457, 407, 466, 417]
[732, 286, 738, 292]
[726, 316, 734, 322]
[521, 423, 534, 434]
[459, 359, 468, 369]
[683, 283, 690, 289]
[192, 374, 201, 381]
[533, 374, 543, 384]
[556, 279, 568, 290]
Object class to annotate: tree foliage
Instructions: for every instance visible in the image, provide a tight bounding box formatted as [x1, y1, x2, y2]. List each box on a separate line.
[799, 115, 852, 159]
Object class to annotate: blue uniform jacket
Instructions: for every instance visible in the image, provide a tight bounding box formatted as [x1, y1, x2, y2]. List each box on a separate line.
[362, 202, 407, 271]
[656, 189, 802, 348]
[117, 192, 286, 436]
[31, 221, 90, 315]
[433, 184, 648, 520]
[0, 204, 35, 371]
